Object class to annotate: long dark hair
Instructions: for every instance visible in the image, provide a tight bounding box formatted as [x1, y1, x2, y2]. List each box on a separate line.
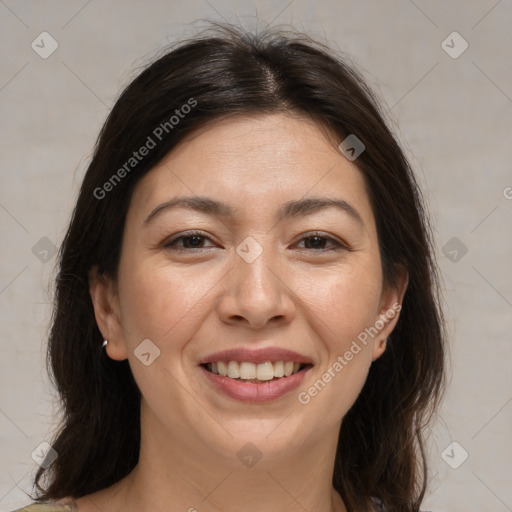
[30, 22, 447, 512]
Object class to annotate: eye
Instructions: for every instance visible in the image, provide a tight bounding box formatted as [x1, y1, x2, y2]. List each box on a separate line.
[163, 231, 349, 252]
[294, 232, 348, 251]
[163, 231, 216, 251]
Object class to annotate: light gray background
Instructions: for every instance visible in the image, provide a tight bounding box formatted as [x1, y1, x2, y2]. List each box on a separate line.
[1, 1, 511, 511]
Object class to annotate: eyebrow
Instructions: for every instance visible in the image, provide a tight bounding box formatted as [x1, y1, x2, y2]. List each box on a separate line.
[143, 195, 364, 227]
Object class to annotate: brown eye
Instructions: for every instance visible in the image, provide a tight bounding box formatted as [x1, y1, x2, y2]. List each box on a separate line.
[164, 231, 215, 250]
[295, 232, 347, 251]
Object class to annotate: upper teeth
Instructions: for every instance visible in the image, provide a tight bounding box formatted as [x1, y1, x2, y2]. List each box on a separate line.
[208, 361, 303, 380]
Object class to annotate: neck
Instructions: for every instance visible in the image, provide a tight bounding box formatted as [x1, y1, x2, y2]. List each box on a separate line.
[110, 401, 347, 512]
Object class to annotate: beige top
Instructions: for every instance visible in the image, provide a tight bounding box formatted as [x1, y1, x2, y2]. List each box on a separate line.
[10, 496, 387, 511]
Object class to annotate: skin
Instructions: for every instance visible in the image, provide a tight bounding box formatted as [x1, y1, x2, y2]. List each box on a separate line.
[82, 113, 408, 512]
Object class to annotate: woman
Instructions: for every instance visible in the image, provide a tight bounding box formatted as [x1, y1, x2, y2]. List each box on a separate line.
[13, 22, 446, 512]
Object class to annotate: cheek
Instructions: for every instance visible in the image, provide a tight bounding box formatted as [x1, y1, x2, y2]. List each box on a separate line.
[297, 340, 373, 435]
[293, 259, 380, 423]
[116, 257, 213, 348]
[300, 258, 383, 343]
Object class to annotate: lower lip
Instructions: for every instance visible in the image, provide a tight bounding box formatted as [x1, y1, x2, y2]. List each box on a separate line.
[199, 365, 311, 403]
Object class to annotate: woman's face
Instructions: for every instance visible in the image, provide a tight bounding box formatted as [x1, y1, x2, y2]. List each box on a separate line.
[91, 113, 406, 466]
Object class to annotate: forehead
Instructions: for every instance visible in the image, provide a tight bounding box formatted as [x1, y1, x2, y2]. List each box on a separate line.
[128, 113, 375, 229]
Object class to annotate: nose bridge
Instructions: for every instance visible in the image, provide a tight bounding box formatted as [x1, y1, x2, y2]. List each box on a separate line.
[234, 236, 282, 301]
[218, 235, 294, 327]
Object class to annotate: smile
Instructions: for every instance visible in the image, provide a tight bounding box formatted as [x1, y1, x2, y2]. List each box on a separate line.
[199, 361, 313, 402]
[202, 360, 308, 382]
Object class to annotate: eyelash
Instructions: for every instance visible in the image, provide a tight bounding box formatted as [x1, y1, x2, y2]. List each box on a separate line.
[163, 230, 348, 252]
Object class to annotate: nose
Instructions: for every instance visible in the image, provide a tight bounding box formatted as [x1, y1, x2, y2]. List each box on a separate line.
[217, 245, 297, 330]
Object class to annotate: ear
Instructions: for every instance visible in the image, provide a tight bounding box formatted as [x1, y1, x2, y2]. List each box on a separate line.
[371, 264, 409, 361]
[88, 266, 128, 361]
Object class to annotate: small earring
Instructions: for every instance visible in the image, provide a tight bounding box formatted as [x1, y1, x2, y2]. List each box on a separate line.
[102, 339, 108, 349]
[381, 338, 387, 346]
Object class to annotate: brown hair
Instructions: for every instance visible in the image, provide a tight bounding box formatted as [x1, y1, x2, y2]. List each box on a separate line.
[30, 22, 447, 512]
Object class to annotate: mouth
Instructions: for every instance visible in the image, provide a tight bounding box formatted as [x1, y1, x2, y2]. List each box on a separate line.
[200, 360, 313, 383]
[197, 347, 314, 402]
[198, 351, 314, 402]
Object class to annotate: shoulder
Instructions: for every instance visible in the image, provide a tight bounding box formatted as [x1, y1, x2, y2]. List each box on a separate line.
[8, 499, 77, 512]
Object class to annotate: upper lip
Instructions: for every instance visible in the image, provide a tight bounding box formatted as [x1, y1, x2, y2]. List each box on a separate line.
[198, 347, 314, 365]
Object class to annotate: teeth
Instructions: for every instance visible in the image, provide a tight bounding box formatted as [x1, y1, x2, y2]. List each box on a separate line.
[239, 361, 256, 379]
[217, 361, 228, 377]
[227, 361, 240, 378]
[207, 360, 305, 381]
[273, 360, 284, 377]
[256, 362, 274, 381]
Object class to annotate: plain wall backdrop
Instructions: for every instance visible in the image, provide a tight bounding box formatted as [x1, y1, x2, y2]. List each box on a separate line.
[1, 1, 511, 511]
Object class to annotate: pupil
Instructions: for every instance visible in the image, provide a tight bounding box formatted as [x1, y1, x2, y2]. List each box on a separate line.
[307, 236, 323, 249]
[186, 236, 202, 247]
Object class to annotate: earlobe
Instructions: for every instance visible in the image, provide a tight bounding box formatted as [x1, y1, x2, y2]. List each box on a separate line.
[373, 338, 388, 361]
[88, 266, 128, 361]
